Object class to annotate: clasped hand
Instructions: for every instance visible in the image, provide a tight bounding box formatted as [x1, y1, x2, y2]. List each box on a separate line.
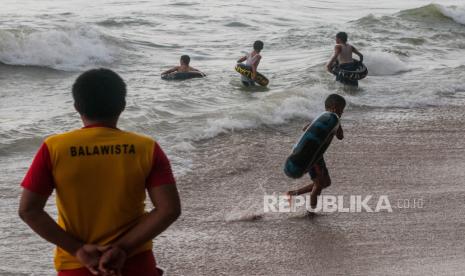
[75, 244, 127, 276]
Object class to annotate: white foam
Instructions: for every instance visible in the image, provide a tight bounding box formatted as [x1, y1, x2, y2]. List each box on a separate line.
[363, 51, 409, 76]
[195, 98, 318, 140]
[0, 25, 115, 71]
[202, 117, 258, 140]
[188, 90, 325, 141]
[224, 195, 266, 222]
[170, 141, 196, 152]
[436, 4, 465, 25]
[224, 210, 264, 222]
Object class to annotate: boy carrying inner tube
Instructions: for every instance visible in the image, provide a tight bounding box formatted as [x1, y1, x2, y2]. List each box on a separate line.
[237, 40, 264, 87]
[326, 32, 364, 86]
[286, 94, 346, 209]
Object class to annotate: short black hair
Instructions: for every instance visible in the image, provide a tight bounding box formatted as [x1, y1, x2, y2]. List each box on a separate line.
[180, 55, 190, 65]
[336, 32, 348, 43]
[72, 68, 126, 120]
[253, 40, 264, 51]
[325, 94, 346, 109]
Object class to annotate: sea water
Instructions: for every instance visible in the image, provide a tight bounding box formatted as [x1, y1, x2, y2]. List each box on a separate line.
[1, 0, 465, 274]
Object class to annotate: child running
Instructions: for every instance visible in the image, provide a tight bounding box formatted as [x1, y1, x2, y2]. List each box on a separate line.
[287, 94, 346, 209]
[162, 55, 205, 76]
[19, 68, 181, 276]
[237, 40, 264, 87]
[326, 32, 363, 86]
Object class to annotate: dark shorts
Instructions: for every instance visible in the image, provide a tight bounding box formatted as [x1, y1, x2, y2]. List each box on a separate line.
[308, 157, 328, 180]
[242, 80, 255, 87]
[57, 250, 163, 276]
[336, 62, 359, 86]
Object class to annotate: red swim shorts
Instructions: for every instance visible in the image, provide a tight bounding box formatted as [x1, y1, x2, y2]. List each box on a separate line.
[57, 250, 163, 276]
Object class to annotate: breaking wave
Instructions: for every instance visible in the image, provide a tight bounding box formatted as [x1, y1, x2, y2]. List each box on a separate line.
[0, 25, 116, 71]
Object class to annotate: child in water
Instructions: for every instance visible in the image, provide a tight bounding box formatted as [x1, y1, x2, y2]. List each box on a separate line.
[287, 94, 346, 209]
[162, 55, 205, 76]
[237, 40, 264, 87]
[326, 32, 363, 86]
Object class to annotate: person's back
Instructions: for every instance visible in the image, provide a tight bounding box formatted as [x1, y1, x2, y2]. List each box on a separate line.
[177, 64, 191, 72]
[245, 51, 260, 67]
[326, 32, 363, 86]
[161, 55, 204, 75]
[336, 43, 353, 64]
[49, 127, 156, 265]
[19, 68, 181, 276]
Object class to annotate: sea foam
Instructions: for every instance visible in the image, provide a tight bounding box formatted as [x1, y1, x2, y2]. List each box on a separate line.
[0, 25, 115, 71]
[436, 4, 465, 25]
[192, 93, 323, 141]
[364, 51, 409, 76]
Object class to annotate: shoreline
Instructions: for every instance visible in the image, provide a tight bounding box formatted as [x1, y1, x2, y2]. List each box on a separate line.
[153, 106, 465, 275]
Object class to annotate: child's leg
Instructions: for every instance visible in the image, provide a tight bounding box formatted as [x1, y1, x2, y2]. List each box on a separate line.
[286, 158, 331, 201]
[310, 179, 321, 208]
[287, 183, 313, 196]
[309, 158, 331, 207]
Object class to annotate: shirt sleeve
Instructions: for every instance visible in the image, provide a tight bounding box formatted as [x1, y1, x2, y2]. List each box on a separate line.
[146, 144, 176, 188]
[21, 143, 54, 196]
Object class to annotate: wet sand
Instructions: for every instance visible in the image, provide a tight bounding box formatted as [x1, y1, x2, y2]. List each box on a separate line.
[154, 106, 465, 275]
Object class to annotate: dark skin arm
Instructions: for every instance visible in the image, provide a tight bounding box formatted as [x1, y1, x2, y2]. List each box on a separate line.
[161, 66, 179, 75]
[189, 66, 206, 76]
[18, 189, 103, 275]
[99, 184, 181, 275]
[336, 125, 344, 140]
[237, 56, 247, 63]
[352, 46, 363, 62]
[326, 45, 342, 71]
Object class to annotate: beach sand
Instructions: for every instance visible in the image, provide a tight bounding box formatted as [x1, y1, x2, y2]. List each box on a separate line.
[154, 106, 465, 275]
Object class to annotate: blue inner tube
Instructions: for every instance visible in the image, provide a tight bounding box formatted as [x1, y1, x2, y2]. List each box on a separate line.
[284, 112, 340, 179]
[161, 71, 205, 80]
[331, 61, 368, 81]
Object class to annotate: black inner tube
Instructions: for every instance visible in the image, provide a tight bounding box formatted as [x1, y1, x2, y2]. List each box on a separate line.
[161, 71, 205, 80]
[330, 61, 368, 81]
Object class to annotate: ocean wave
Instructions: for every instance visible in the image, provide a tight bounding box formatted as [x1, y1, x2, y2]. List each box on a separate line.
[351, 14, 392, 27]
[354, 4, 465, 28]
[398, 4, 465, 25]
[436, 4, 465, 25]
[364, 51, 409, 76]
[0, 136, 44, 156]
[0, 25, 115, 71]
[189, 91, 324, 141]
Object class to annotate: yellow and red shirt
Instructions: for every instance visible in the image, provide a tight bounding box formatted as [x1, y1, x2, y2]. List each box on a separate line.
[21, 126, 175, 271]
